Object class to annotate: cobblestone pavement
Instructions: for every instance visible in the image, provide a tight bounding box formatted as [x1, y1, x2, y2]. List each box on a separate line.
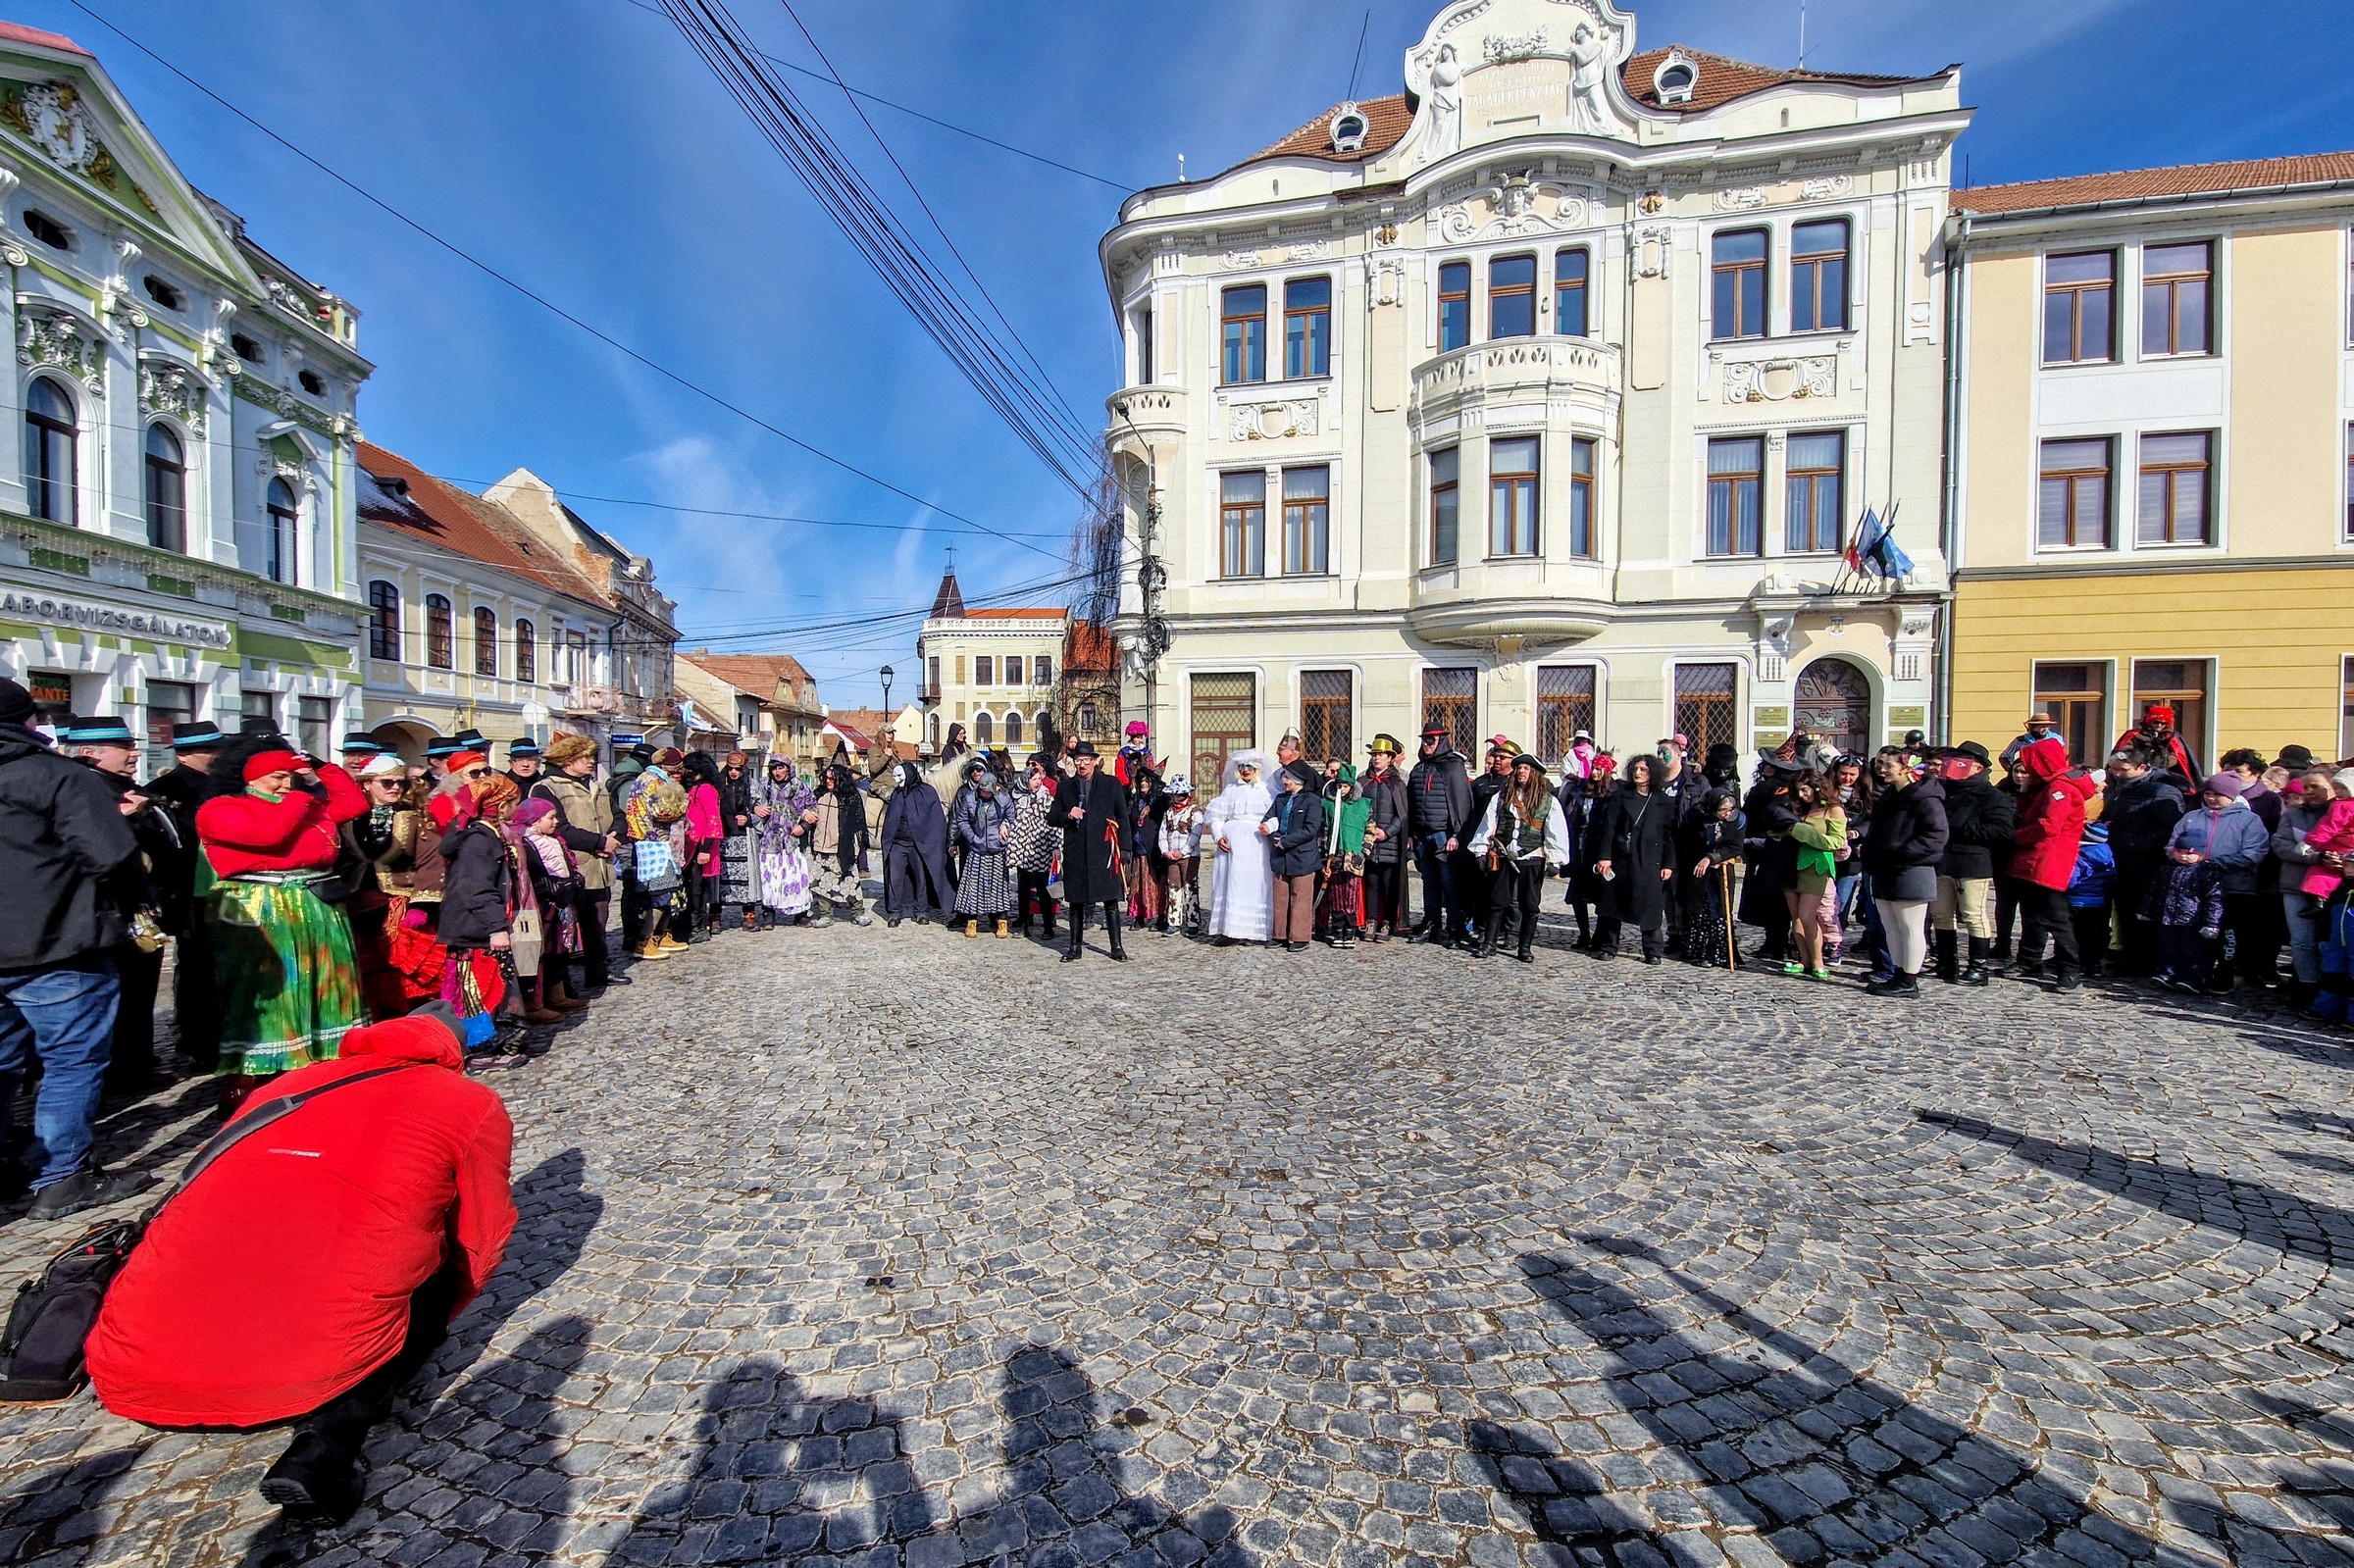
[5, 915, 2354, 1567]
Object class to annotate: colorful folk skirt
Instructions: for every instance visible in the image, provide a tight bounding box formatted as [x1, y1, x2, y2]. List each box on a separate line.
[719, 830, 757, 905]
[207, 875, 367, 1077]
[755, 838, 812, 914]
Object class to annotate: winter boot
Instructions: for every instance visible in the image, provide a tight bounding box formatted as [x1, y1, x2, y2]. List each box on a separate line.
[1041, 900, 1059, 938]
[1514, 923, 1535, 964]
[1105, 904, 1128, 961]
[2307, 974, 2348, 1024]
[1963, 936, 1992, 987]
[1934, 930, 1960, 985]
[1063, 904, 1086, 962]
[1475, 912, 1504, 959]
[2053, 963, 2082, 993]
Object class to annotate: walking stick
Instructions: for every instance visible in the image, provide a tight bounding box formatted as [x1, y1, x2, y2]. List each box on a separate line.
[1720, 861, 1737, 974]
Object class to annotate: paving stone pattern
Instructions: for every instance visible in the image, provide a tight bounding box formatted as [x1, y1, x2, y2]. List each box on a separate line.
[4, 919, 2354, 1566]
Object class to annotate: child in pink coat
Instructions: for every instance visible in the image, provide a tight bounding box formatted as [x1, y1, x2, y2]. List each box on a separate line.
[2298, 770, 2354, 897]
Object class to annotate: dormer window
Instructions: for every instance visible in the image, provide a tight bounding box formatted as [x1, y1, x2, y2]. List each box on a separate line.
[230, 332, 263, 363]
[298, 370, 327, 396]
[22, 209, 71, 250]
[141, 275, 185, 311]
[1654, 52, 1698, 106]
[1329, 103, 1367, 155]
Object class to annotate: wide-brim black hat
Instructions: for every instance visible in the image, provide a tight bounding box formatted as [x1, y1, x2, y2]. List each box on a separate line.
[1070, 739, 1100, 757]
[172, 721, 228, 748]
[339, 732, 383, 754]
[62, 715, 134, 744]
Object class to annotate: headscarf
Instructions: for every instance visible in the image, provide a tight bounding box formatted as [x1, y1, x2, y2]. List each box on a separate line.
[470, 773, 521, 821]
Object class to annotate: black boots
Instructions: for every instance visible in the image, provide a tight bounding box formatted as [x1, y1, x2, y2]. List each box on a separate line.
[1476, 912, 1504, 959]
[1934, 930, 1960, 985]
[1963, 936, 1992, 986]
[1514, 924, 1535, 964]
[1105, 904, 1128, 962]
[1062, 904, 1085, 962]
[260, 1432, 364, 1525]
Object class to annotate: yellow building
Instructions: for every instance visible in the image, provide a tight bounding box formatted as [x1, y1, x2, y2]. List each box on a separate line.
[1946, 154, 2354, 768]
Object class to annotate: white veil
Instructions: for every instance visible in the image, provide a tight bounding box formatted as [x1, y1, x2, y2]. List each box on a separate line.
[1221, 749, 1274, 792]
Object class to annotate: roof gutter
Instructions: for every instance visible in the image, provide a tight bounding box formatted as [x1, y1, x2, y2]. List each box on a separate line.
[1953, 176, 2354, 228]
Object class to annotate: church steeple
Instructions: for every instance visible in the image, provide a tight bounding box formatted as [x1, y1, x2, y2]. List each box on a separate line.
[927, 565, 966, 619]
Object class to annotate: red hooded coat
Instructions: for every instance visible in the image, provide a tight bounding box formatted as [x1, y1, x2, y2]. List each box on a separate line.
[2010, 736, 2100, 891]
[86, 1016, 516, 1429]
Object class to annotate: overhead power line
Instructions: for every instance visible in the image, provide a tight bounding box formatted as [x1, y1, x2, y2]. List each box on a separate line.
[618, 0, 1130, 192]
[61, 0, 1070, 567]
[659, 0, 1106, 504]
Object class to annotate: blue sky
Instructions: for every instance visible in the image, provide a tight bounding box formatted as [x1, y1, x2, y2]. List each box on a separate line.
[28, 0, 2354, 702]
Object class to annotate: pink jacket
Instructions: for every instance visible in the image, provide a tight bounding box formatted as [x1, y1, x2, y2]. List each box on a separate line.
[687, 782, 724, 879]
[2300, 798, 2354, 897]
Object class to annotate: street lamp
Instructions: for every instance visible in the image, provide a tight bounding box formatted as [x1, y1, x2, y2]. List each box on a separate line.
[880, 664, 894, 716]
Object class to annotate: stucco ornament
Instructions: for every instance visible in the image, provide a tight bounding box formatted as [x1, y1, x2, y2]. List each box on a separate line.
[138, 357, 207, 434]
[1482, 28, 1548, 65]
[1436, 176, 1591, 242]
[1406, 0, 1637, 156]
[17, 306, 103, 391]
[1228, 399, 1320, 441]
[1722, 356, 1837, 403]
[17, 81, 91, 171]
[1422, 44, 1464, 164]
[1564, 21, 1617, 133]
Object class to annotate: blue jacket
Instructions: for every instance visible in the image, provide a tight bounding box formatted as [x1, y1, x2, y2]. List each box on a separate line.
[2165, 797, 2271, 894]
[2068, 824, 2115, 909]
[1262, 788, 1326, 878]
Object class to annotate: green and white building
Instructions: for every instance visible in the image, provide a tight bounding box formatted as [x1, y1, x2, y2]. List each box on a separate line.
[0, 22, 370, 769]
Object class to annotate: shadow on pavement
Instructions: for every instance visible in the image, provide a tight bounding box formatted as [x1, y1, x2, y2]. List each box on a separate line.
[603, 1341, 1249, 1567]
[0, 1443, 152, 1566]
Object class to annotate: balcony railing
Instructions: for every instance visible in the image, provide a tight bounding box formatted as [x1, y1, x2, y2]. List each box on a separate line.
[1411, 337, 1621, 418]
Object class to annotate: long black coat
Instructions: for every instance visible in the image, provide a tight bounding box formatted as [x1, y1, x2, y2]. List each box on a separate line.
[0, 725, 138, 970]
[1361, 768, 1409, 865]
[1048, 771, 1133, 904]
[1937, 774, 2018, 881]
[1261, 787, 1326, 878]
[435, 820, 513, 951]
[1596, 786, 1679, 928]
[880, 780, 954, 919]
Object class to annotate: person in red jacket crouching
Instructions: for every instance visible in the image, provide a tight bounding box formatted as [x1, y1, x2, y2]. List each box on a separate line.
[84, 1005, 516, 1526]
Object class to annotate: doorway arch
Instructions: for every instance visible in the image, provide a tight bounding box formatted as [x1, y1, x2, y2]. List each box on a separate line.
[1792, 657, 1872, 758]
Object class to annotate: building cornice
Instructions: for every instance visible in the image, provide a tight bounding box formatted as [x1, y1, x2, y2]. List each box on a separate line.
[1947, 181, 2354, 245]
[1956, 555, 2354, 583]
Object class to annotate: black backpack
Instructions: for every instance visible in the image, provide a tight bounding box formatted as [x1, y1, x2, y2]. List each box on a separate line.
[0, 1062, 419, 1403]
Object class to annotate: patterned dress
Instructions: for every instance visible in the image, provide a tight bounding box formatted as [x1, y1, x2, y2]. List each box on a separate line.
[752, 773, 816, 916]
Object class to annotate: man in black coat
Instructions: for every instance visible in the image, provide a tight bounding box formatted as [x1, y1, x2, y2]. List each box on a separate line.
[1048, 742, 1134, 962]
[143, 721, 226, 1072]
[1656, 736, 1711, 955]
[1931, 741, 2018, 986]
[2102, 743, 2190, 977]
[0, 682, 150, 1219]
[62, 717, 178, 1095]
[1407, 728, 1473, 946]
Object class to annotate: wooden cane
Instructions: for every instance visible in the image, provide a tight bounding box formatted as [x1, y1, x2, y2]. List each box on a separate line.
[1720, 861, 1737, 974]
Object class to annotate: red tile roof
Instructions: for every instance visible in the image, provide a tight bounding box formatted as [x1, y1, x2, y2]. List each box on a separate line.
[1952, 152, 2354, 215]
[1242, 94, 1416, 168]
[684, 652, 812, 700]
[0, 22, 89, 56]
[358, 442, 609, 607]
[1063, 619, 1117, 675]
[1621, 47, 1933, 113]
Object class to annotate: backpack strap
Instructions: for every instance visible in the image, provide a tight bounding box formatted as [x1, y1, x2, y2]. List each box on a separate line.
[142, 1061, 424, 1224]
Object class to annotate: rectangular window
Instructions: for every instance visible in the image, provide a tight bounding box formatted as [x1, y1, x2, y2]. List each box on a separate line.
[472, 607, 497, 678]
[1554, 248, 1589, 337]
[367, 581, 399, 660]
[2131, 659, 2209, 773]
[1283, 278, 1330, 379]
[1136, 306, 1153, 385]
[1034, 655, 1052, 686]
[1281, 465, 1329, 576]
[1220, 284, 1265, 384]
[975, 656, 994, 686]
[1706, 436, 1765, 557]
[1219, 470, 1266, 579]
[144, 680, 195, 774]
[1535, 665, 1597, 765]
[2043, 250, 2117, 365]
[1673, 665, 1739, 758]
[2136, 431, 2212, 545]
[1784, 430, 1846, 553]
[1567, 437, 1597, 559]
[1189, 671, 1255, 790]
[2038, 437, 2114, 549]
[1488, 436, 1539, 556]
[426, 595, 453, 670]
[297, 696, 333, 760]
[927, 655, 940, 694]
[1790, 220, 1849, 332]
[1299, 670, 1353, 763]
[241, 688, 276, 729]
[1711, 229, 1767, 340]
[2032, 661, 2107, 769]
[2141, 241, 2211, 357]
[1438, 261, 1471, 352]
[1421, 668, 1478, 758]
[1489, 253, 1536, 339]
[1428, 447, 1459, 566]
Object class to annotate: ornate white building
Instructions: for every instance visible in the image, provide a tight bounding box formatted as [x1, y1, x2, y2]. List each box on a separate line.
[1100, 0, 1969, 784]
[0, 22, 369, 768]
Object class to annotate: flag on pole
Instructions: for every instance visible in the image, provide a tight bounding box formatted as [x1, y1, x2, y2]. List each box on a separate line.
[1845, 508, 1885, 579]
[1870, 501, 1916, 582]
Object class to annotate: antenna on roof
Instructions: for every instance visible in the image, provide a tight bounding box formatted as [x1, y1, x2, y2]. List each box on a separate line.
[1345, 8, 1372, 102]
[1177, 153, 1186, 183]
[1798, 0, 1808, 68]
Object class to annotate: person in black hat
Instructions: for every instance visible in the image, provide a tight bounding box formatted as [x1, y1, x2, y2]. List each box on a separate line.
[1466, 751, 1570, 962]
[145, 721, 230, 1074]
[337, 732, 384, 772]
[0, 684, 153, 1219]
[504, 737, 543, 788]
[63, 719, 177, 1094]
[1738, 753, 1804, 965]
[1406, 726, 1472, 945]
[1047, 740, 1134, 961]
[1930, 739, 2016, 986]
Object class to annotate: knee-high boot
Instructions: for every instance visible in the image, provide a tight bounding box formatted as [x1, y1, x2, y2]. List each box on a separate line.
[1934, 930, 1960, 984]
[1476, 910, 1504, 959]
[1104, 902, 1127, 961]
[1062, 901, 1085, 961]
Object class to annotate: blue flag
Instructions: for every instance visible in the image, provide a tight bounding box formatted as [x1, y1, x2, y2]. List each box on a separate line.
[1870, 504, 1916, 581]
[1845, 508, 1884, 578]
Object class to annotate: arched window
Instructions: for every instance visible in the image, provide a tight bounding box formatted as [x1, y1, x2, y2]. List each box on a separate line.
[23, 377, 76, 524]
[1004, 710, 1023, 746]
[368, 581, 400, 660]
[266, 478, 299, 584]
[515, 619, 537, 683]
[426, 593, 453, 669]
[473, 607, 498, 677]
[975, 712, 994, 745]
[142, 423, 185, 551]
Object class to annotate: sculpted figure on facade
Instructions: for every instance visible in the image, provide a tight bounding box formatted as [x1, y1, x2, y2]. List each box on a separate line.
[1422, 44, 1463, 164]
[1565, 23, 1615, 134]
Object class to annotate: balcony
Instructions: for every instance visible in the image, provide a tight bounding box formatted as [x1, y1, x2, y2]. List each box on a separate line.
[1406, 571, 1612, 649]
[1411, 338, 1621, 425]
[1104, 383, 1188, 444]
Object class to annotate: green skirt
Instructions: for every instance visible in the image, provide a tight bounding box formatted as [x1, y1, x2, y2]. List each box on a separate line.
[208, 877, 366, 1076]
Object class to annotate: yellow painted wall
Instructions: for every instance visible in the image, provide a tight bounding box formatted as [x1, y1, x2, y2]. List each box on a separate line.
[2226, 226, 2345, 554]
[1958, 250, 2039, 570]
[1951, 572, 2348, 760]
